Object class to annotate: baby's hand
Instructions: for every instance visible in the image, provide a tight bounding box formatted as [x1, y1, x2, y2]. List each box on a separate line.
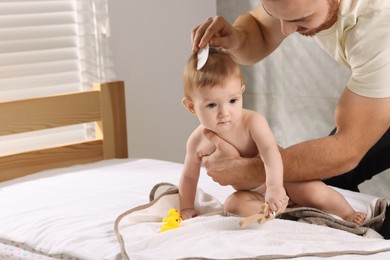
[180, 208, 199, 220]
[265, 186, 288, 213]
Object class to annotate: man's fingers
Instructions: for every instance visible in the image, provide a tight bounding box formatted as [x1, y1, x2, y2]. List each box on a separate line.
[192, 17, 214, 52]
[192, 16, 230, 52]
[191, 25, 200, 52]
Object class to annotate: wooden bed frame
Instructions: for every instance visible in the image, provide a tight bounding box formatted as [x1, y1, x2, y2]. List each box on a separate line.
[0, 81, 128, 182]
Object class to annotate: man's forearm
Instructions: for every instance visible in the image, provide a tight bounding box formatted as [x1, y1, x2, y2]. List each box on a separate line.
[281, 136, 359, 182]
[231, 4, 285, 65]
[230, 156, 266, 184]
[231, 13, 265, 65]
[236, 135, 360, 183]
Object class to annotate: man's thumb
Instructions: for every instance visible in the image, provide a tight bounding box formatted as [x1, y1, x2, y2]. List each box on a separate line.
[203, 129, 221, 146]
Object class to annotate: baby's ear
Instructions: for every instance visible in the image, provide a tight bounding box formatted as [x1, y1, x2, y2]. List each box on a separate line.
[182, 97, 196, 115]
[241, 85, 246, 93]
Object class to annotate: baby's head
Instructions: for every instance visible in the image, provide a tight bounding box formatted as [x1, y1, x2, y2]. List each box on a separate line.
[183, 48, 244, 99]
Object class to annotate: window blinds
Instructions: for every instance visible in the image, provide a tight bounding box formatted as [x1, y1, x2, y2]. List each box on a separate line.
[0, 0, 115, 156]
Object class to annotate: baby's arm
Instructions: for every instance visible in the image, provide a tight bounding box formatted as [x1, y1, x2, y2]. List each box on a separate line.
[249, 112, 287, 211]
[179, 127, 208, 220]
[179, 154, 201, 219]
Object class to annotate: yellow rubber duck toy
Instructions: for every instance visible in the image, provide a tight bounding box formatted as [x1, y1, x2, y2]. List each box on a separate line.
[160, 208, 182, 232]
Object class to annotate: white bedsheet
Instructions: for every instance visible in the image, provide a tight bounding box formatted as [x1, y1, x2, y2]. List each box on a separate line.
[0, 158, 233, 259]
[0, 158, 389, 259]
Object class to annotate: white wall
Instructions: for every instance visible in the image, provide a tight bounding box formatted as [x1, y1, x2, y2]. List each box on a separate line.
[108, 1, 216, 163]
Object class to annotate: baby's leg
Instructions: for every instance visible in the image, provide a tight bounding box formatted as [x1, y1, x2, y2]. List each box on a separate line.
[224, 190, 265, 217]
[284, 181, 366, 224]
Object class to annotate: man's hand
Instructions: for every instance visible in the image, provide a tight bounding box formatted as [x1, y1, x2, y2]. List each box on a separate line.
[201, 129, 265, 187]
[201, 129, 240, 185]
[191, 16, 241, 53]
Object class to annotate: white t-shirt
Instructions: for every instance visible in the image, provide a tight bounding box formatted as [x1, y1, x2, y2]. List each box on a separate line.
[314, 0, 390, 98]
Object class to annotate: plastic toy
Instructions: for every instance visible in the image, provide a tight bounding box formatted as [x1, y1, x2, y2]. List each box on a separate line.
[160, 208, 182, 232]
[239, 201, 288, 228]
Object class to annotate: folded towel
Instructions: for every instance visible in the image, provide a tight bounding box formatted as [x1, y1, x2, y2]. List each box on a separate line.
[280, 198, 387, 235]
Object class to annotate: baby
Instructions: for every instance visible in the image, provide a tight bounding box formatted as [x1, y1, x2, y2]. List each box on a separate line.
[179, 48, 366, 225]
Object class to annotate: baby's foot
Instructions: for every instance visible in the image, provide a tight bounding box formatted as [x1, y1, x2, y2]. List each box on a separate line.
[344, 212, 366, 225]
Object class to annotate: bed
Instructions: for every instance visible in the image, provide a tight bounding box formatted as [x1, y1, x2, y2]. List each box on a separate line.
[1, 81, 390, 260]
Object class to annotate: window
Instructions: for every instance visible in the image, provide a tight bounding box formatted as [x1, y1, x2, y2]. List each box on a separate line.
[0, 0, 115, 156]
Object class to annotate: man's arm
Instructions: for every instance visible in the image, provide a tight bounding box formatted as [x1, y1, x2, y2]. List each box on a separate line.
[203, 88, 390, 184]
[282, 88, 390, 181]
[191, 4, 285, 65]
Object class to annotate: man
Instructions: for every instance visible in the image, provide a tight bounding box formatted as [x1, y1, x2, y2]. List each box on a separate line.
[191, 0, 390, 238]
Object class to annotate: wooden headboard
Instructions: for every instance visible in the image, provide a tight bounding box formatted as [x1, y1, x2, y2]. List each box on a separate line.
[0, 81, 128, 182]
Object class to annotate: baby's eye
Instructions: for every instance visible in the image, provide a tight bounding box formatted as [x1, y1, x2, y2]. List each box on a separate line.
[229, 98, 238, 104]
[207, 103, 217, 109]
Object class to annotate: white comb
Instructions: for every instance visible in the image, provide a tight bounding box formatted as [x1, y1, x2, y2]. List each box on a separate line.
[197, 44, 209, 70]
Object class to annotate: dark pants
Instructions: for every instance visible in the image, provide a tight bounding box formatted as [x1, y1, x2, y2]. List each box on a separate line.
[324, 127, 390, 238]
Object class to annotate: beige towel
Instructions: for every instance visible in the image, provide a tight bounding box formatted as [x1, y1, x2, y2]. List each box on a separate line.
[280, 198, 387, 235]
[114, 183, 390, 260]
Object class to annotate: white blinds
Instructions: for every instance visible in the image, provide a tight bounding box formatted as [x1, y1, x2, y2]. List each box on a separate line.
[0, 0, 115, 101]
[0, 0, 115, 156]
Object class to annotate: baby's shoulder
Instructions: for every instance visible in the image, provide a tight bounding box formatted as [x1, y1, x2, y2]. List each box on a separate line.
[242, 109, 267, 124]
[187, 126, 216, 157]
[187, 126, 212, 145]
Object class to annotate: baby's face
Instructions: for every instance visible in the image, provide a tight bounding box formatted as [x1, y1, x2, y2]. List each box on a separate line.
[192, 77, 244, 133]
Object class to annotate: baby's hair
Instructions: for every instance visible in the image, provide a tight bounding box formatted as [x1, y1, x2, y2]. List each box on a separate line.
[183, 48, 243, 98]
